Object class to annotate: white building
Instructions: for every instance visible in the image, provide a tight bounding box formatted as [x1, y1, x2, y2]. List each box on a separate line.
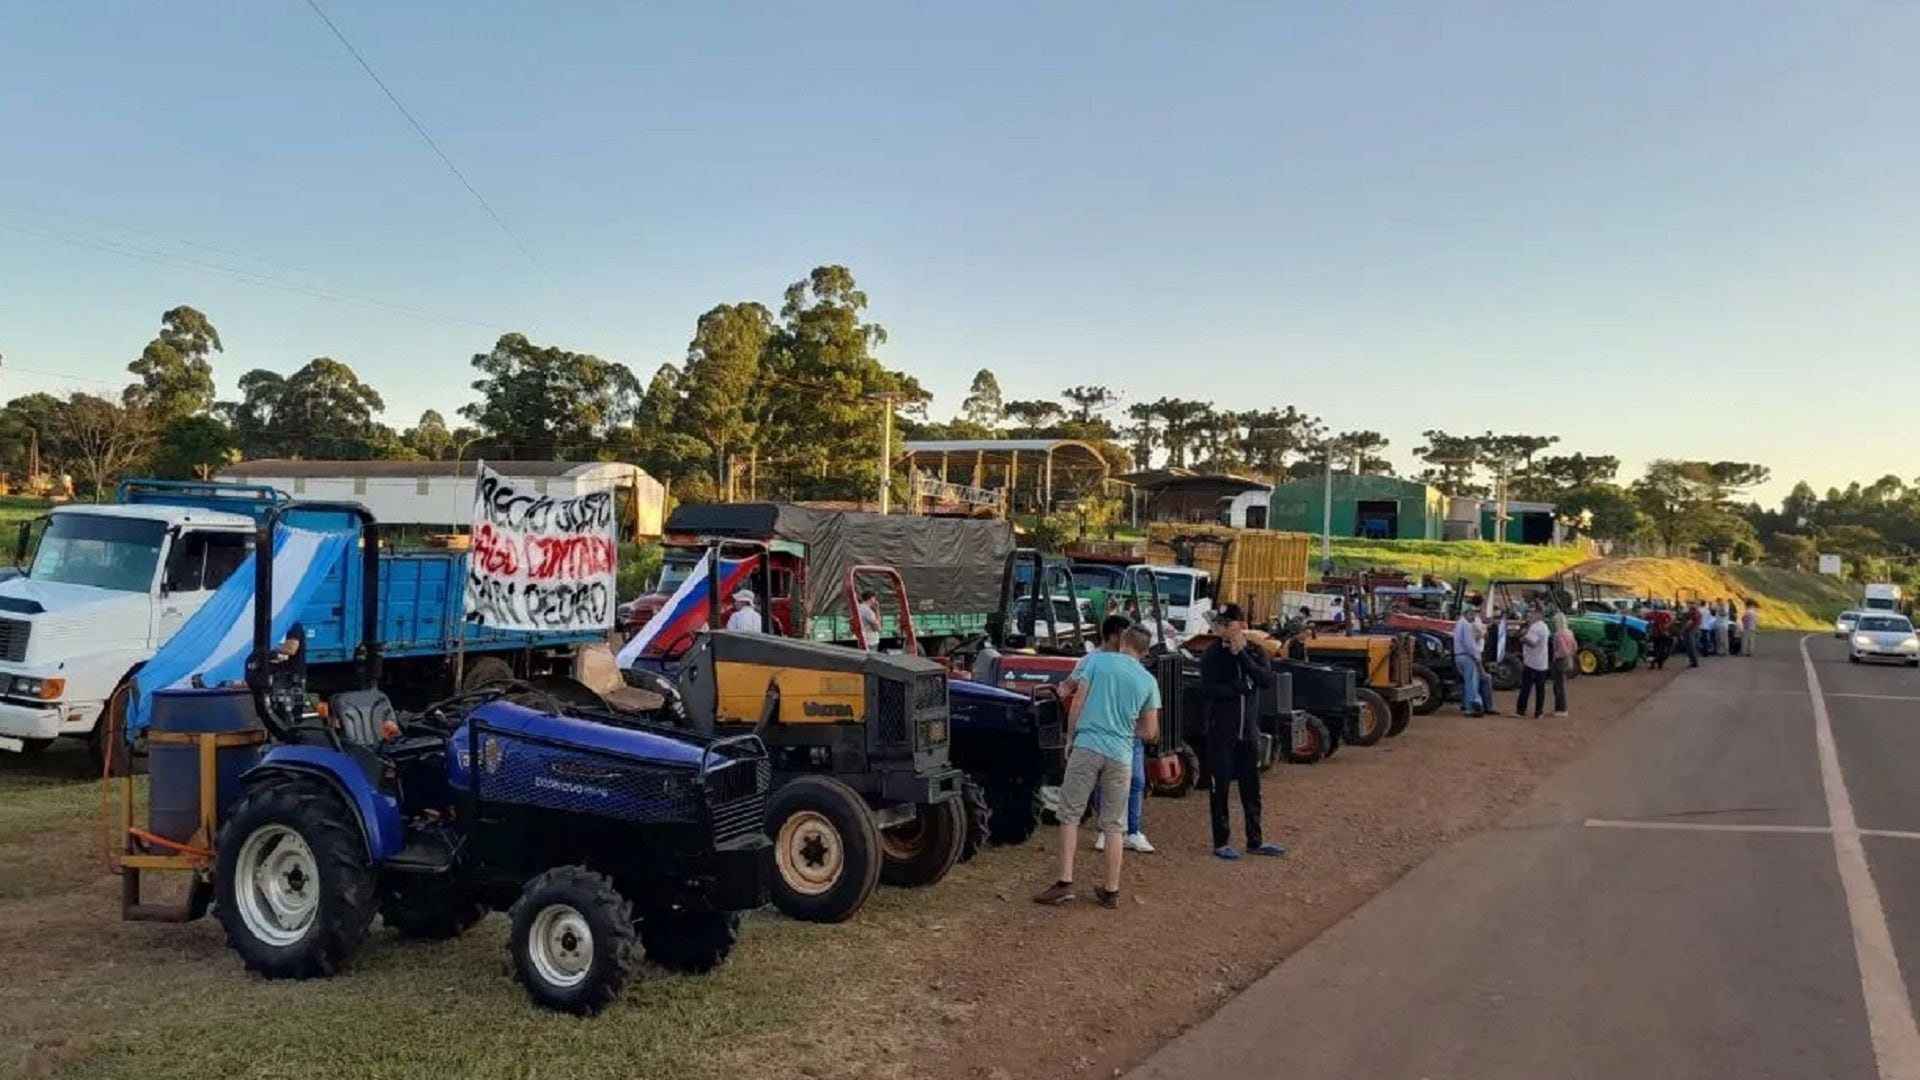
[218, 459, 666, 539]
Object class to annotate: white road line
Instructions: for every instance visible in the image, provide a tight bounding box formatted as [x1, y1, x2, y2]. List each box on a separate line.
[1582, 818, 1831, 835]
[1582, 818, 1920, 843]
[1802, 633, 1920, 1080]
[1827, 693, 1920, 703]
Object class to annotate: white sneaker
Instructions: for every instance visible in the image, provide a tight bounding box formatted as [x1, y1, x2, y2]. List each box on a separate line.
[1554, 711, 1569, 718]
[1124, 832, 1155, 853]
[1092, 832, 1106, 851]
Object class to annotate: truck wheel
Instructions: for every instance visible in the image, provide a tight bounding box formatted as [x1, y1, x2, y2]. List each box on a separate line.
[1409, 665, 1444, 716]
[1348, 688, 1388, 747]
[17, 737, 52, 756]
[986, 777, 1040, 846]
[508, 866, 636, 1015]
[958, 778, 991, 862]
[1386, 699, 1413, 738]
[380, 877, 485, 940]
[89, 685, 137, 777]
[214, 778, 377, 979]
[639, 909, 740, 974]
[879, 798, 965, 888]
[462, 656, 515, 692]
[766, 776, 881, 923]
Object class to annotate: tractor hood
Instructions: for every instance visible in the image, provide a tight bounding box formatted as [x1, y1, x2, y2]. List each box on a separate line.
[454, 699, 709, 769]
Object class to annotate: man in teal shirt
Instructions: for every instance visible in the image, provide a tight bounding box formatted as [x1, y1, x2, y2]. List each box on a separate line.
[1034, 625, 1160, 909]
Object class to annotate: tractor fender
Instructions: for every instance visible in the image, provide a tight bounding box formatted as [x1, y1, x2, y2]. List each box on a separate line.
[241, 746, 405, 861]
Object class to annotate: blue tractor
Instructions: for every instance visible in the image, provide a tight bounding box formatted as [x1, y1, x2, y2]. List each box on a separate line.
[125, 503, 771, 1015]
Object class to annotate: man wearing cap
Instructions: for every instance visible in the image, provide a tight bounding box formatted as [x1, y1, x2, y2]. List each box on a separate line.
[725, 589, 764, 633]
[1198, 603, 1284, 860]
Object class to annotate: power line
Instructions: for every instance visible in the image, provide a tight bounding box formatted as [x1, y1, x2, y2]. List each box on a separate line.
[303, 0, 544, 272]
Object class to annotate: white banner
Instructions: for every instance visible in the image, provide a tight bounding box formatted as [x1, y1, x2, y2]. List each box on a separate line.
[465, 461, 617, 632]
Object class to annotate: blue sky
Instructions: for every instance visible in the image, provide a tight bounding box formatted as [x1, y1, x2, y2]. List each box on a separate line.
[3, 0, 1917, 503]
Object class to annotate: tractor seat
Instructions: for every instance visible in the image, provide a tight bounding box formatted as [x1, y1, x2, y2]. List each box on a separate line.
[330, 689, 397, 747]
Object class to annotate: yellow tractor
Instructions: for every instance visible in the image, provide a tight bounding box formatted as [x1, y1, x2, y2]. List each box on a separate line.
[1283, 630, 1418, 741]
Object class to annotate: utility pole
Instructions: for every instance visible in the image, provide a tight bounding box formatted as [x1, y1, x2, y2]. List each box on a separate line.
[1320, 443, 1334, 574]
[868, 392, 902, 514]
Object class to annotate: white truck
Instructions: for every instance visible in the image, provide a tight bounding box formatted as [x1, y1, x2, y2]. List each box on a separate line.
[1863, 583, 1904, 612]
[0, 501, 255, 760]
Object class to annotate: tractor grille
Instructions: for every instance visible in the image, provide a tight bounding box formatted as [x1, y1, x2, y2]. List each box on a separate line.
[913, 671, 949, 713]
[0, 618, 27, 663]
[707, 759, 770, 846]
[877, 680, 909, 746]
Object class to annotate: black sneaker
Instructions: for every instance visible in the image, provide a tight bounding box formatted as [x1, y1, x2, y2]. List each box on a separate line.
[1033, 880, 1076, 905]
[1094, 886, 1120, 909]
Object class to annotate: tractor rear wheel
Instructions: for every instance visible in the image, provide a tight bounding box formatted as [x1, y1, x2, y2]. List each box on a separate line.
[508, 866, 637, 1015]
[1386, 699, 1413, 738]
[640, 909, 740, 974]
[1349, 688, 1389, 747]
[215, 778, 377, 980]
[381, 877, 485, 941]
[879, 797, 966, 888]
[1489, 656, 1523, 692]
[1409, 665, 1444, 716]
[986, 777, 1041, 846]
[766, 776, 881, 923]
[958, 778, 991, 862]
[461, 655, 515, 692]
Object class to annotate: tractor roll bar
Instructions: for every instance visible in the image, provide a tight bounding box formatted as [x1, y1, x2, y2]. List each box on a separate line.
[702, 538, 776, 631]
[247, 501, 381, 740]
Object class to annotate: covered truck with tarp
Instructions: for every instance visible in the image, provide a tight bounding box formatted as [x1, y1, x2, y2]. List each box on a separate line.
[624, 503, 1015, 650]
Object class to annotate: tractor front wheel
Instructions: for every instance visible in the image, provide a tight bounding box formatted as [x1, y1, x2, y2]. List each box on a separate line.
[879, 798, 966, 888]
[1349, 688, 1390, 747]
[1386, 699, 1413, 738]
[766, 776, 881, 923]
[986, 777, 1041, 846]
[508, 866, 637, 1015]
[214, 778, 377, 979]
[1148, 743, 1198, 799]
[1283, 713, 1332, 764]
[1409, 665, 1444, 716]
[640, 909, 740, 974]
[1574, 646, 1604, 677]
[958, 778, 991, 862]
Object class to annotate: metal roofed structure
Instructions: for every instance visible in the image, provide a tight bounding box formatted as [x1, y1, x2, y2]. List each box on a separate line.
[899, 438, 1113, 515]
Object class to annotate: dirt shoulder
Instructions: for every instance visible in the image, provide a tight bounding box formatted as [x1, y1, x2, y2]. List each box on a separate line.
[2, 665, 1676, 1080]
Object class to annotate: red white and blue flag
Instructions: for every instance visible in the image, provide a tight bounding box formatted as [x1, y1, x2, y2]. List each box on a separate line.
[615, 552, 759, 666]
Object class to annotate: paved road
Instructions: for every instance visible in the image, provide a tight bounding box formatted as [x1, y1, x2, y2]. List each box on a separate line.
[1127, 632, 1920, 1080]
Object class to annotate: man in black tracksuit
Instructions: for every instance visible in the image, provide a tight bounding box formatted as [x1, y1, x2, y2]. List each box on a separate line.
[1198, 604, 1285, 860]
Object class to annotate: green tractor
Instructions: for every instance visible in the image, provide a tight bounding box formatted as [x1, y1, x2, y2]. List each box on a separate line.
[1481, 577, 1646, 688]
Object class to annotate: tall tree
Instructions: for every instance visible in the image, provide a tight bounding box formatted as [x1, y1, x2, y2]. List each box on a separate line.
[1148, 398, 1213, 468]
[0, 393, 65, 478]
[1004, 400, 1065, 431]
[220, 369, 290, 459]
[1414, 430, 1484, 494]
[676, 302, 774, 494]
[959, 369, 1005, 431]
[757, 266, 901, 499]
[462, 332, 640, 458]
[403, 409, 456, 460]
[1235, 406, 1321, 478]
[54, 393, 155, 498]
[1060, 385, 1116, 425]
[1332, 430, 1392, 475]
[151, 415, 238, 480]
[277, 358, 391, 459]
[1124, 401, 1158, 468]
[1537, 452, 1620, 488]
[125, 305, 221, 423]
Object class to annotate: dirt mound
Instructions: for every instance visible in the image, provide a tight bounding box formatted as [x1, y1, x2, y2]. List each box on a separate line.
[1577, 557, 1854, 629]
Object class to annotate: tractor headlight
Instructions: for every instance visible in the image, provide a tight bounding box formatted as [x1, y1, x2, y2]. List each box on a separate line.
[1854, 635, 1874, 649]
[922, 718, 947, 746]
[9, 676, 64, 701]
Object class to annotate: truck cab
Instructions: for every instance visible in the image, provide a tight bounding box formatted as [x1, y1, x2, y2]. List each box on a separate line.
[1127, 564, 1210, 635]
[0, 502, 255, 754]
[1863, 583, 1903, 613]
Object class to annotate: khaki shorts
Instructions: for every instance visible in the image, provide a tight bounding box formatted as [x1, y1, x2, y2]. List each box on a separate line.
[1058, 746, 1130, 834]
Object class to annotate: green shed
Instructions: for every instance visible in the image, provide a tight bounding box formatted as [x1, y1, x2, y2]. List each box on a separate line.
[1263, 474, 1448, 541]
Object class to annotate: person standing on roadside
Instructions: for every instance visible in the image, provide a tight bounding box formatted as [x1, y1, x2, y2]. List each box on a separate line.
[1742, 599, 1760, 656]
[1647, 604, 1674, 669]
[856, 589, 883, 650]
[1681, 601, 1703, 668]
[1199, 604, 1286, 861]
[1066, 616, 1156, 856]
[1452, 609, 1488, 717]
[1515, 606, 1551, 718]
[1548, 612, 1575, 717]
[1713, 600, 1731, 656]
[1036, 623, 1159, 909]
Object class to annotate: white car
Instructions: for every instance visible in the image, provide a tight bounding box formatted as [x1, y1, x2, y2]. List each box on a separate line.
[1833, 610, 1863, 638]
[1849, 613, 1920, 666]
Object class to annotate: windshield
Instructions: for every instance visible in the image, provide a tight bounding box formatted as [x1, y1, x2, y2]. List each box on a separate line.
[1072, 567, 1125, 593]
[1141, 571, 1195, 606]
[1839, 612, 1861, 623]
[29, 514, 165, 593]
[655, 553, 701, 594]
[1858, 616, 1911, 633]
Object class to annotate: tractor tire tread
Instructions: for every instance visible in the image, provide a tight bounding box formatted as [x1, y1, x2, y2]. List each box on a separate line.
[507, 865, 638, 1015]
[214, 778, 377, 980]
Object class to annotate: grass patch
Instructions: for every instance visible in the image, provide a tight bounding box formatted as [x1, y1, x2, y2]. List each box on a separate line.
[1579, 557, 1856, 630]
[1321, 538, 1592, 591]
